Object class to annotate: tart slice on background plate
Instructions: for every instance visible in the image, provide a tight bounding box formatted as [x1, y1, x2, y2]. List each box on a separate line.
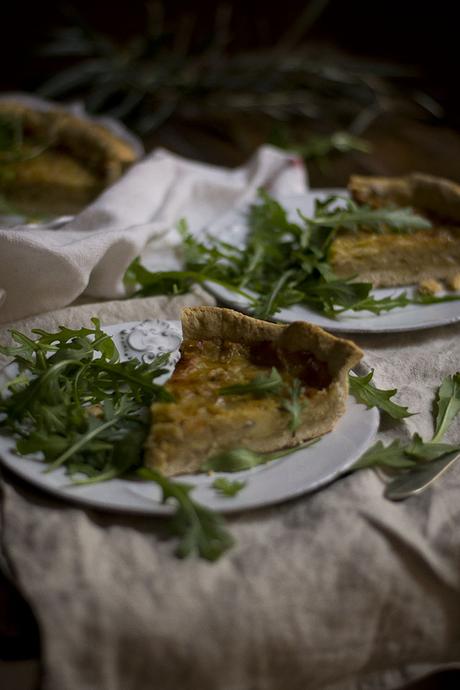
[331, 172, 460, 290]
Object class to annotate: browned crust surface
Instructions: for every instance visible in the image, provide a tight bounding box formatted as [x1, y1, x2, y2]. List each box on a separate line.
[144, 307, 363, 476]
[349, 172, 460, 222]
[181, 306, 362, 376]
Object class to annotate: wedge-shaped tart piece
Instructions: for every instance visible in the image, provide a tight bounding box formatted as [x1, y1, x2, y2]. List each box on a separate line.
[330, 173, 460, 287]
[144, 307, 363, 476]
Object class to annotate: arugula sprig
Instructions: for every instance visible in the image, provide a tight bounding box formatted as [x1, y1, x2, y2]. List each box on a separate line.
[219, 368, 283, 397]
[202, 442, 317, 473]
[281, 379, 307, 433]
[351, 373, 460, 484]
[306, 198, 431, 234]
[432, 373, 460, 443]
[219, 368, 308, 433]
[353, 435, 460, 473]
[348, 370, 413, 420]
[138, 468, 234, 561]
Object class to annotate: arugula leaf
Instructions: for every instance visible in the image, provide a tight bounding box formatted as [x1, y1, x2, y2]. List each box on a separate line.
[301, 279, 373, 317]
[212, 477, 246, 497]
[348, 370, 414, 419]
[352, 436, 460, 472]
[0, 330, 45, 366]
[126, 258, 198, 297]
[91, 358, 173, 403]
[251, 271, 298, 319]
[202, 441, 316, 473]
[275, 130, 372, 161]
[352, 440, 417, 470]
[138, 468, 234, 561]
[432, 373, 460, 442]
[310, 199, 431, 234]
[248, 189, 300, 237]
[219, 368, 283, 396]
[16, 431, 70, 459]
[281, 378, 306, 433]
[0, 322, 171, 481]
[70, 424, 146, 485]
[334, 291, 413, 315]
[0, 372, 30, 392]
[404, 433, 459, 461]
[415, 294, 460, 307]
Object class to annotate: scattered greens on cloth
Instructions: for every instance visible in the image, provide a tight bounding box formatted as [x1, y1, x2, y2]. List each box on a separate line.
[348, 370, 413, 420]
[126, 190, 460, 319]
[138, 468, 234, 561]
[351, 373, 460, 479]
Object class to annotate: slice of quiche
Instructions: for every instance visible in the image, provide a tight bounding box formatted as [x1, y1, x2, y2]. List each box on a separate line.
[144, 307, 363, 477]
[330, 172, 460, 288]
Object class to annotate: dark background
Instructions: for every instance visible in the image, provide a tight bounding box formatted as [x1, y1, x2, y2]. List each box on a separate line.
[1, 1, 458, 95]
[1, 0, 459, 183]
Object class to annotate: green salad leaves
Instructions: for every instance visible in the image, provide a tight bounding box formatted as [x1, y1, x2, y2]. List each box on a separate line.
[219, 368, 283, 396]
[0, 319, 170, 483]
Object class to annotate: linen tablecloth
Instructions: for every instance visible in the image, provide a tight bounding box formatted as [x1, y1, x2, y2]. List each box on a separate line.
[1, 147, 460, 690]
[1, 296, 460, 690]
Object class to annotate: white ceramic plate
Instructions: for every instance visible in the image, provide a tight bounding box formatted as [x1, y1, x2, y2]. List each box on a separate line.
[205, 192, 460, 334]
[0, 320, 379, 515]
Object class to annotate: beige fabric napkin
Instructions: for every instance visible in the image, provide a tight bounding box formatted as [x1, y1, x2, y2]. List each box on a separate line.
[0, 145, 305, 325]
[1, 293, 460, 690]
